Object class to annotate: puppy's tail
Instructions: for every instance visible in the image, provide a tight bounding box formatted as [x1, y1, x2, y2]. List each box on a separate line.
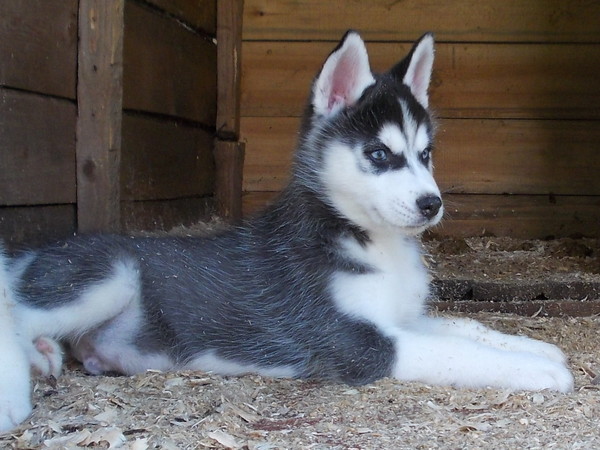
[0, 246, 33, 433]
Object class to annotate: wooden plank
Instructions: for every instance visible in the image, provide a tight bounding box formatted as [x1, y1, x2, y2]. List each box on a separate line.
[243, 192, 600, 239]
[240, 117, 600, 196]
[123, 1, 217, 125]
[244, 0, 600, 43]
[0, 0, 77, 99]
[120, 113, 215, 201]
[121, 197, 214, 233]
[241, 42, 600, 120]
[0, 205, 76, 249]
[143, 0, 217, 35]
[214, 140, 245, 222]
[435, 194, 600, 239]
[435, 300, 600, 318]
[435, 119, 600, 195]
[76, 0, 125, 233]
[242, 191, 277, 218]
[240, 116, 296, 192]
[0, 88, 76, 205]
[216, 0, 244, 139]
[434, 279, 600, 303]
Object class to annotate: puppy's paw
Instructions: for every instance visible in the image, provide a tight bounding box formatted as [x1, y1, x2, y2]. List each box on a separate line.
[0, 396, 31, 434]
[517, 338, 569, 365]
[29, 337, 63, 378]
[0, 347, 32, 433]
[509, 355, 574, 393]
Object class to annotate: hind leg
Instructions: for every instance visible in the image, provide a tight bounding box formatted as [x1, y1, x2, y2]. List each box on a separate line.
[13, 258, 159, 379]
[68, 303, 173, 376]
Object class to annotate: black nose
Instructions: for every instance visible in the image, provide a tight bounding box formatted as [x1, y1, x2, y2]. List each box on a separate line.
[416, 195, 442, 220]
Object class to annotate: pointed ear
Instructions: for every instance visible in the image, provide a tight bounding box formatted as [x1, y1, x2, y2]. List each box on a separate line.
[392, 33, 435, 108]
[312, 31, 376, 117]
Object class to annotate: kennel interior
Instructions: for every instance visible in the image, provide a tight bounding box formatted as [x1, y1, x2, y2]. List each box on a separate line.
[0, 2, 599, 448]
[0, 0, 244, 248]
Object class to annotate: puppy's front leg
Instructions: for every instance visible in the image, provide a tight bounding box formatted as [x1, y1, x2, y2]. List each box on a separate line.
[0, 317, 32, 433]
[414, 315, 568, 364]
[387, 328, 574, 392]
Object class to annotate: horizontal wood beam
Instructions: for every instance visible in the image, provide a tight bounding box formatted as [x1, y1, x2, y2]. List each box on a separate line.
[241, 42, 600, 120]
[240, 117, 600, 196]
[244, 0, 600, 43]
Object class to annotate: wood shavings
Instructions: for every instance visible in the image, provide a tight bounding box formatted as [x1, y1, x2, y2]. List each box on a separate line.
[0, 316, 596, 449]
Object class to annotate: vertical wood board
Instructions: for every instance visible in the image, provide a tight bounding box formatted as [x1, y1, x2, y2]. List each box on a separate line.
[214, 140, 245, 221]
[216, 0, 244, 139]
[76, 0, 125, 233]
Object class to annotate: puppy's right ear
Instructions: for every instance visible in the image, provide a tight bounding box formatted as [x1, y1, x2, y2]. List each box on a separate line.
[312, 31, 375, 118]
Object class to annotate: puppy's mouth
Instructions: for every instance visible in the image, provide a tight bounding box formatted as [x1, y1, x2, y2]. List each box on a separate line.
[399, 209, 444, 234]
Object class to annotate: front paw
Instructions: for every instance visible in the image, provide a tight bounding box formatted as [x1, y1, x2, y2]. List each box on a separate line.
[513, 336, 568, 365]
[510, 355, 574, 393]
[0, 357, 32, 433]
[0, 397, 31, 434]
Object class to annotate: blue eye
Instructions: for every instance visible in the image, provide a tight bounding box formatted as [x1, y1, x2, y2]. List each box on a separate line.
[420, 147, 431, 163]
[367, 149, 388, 162]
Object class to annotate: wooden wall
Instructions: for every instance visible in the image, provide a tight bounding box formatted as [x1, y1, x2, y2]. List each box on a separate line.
[0, 0, 219, 247]
[240, 0, 600, 238]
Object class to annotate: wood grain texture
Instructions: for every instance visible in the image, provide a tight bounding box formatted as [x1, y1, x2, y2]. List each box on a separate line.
[123, 1, 217, 125]
[143, 0, 217, 35]
[244, 0, 600, 43]
[242, 192, 600, 239]
[120, 113, 215, 201]
[241, 41, 600, 120]
[216, 0, 244, 139]
[121, 197, 214, 232]
[0, 204, 76, 249]
[76, 0, 125, 233]
[214, 140, 245, 222]
[436, 194, 600, 238]
[0, 0, 77, 98]
[0, 89, 76, 205]
[436, 300, 600, 318]
[240, 117, 600, 196]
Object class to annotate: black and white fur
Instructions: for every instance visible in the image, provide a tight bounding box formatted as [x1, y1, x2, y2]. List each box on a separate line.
[0, 32, 573, 432]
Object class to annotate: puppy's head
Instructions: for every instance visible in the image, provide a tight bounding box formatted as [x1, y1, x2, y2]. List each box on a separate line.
[302, 31, 443, 234]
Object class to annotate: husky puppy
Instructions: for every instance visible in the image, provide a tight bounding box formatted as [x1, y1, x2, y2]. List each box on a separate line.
[0, 32, 573, 432]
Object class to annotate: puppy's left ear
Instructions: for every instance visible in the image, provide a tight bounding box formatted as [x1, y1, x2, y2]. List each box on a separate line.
[312, 31, 376, 117]
[392, 33, 435, 108]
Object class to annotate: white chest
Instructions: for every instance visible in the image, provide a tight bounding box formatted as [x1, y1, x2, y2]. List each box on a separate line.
[330, 233, 430, 328]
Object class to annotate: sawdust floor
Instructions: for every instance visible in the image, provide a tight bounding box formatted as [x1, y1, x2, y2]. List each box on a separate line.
[1, 236, 599, 449]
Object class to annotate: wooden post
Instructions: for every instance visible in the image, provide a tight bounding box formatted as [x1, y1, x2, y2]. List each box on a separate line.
[214, 140, 245, 222]
[216, 0, 244, 140]
[76, 0, 124, 233]
[215, 0, 245, 221]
